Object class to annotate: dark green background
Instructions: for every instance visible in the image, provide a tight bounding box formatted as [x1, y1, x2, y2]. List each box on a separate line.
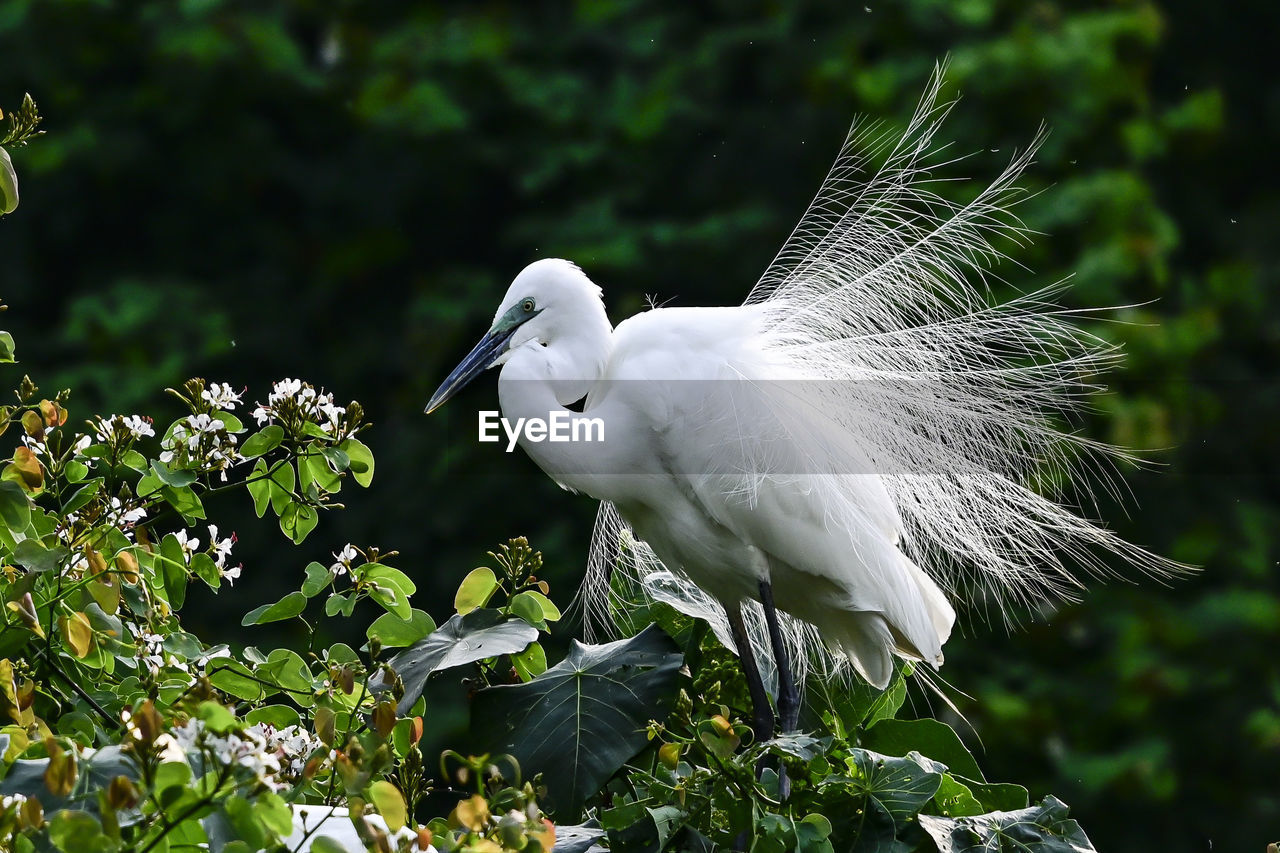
[2, 1, 1276, 849]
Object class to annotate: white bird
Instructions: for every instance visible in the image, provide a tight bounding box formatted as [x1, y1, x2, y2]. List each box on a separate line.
[425, 66, 1180, 754]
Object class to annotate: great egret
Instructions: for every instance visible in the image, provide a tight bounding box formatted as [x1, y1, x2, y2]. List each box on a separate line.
[425, 67, 1179, 750]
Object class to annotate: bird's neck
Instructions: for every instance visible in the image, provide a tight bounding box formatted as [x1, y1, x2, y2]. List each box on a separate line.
[497, 324, 617, 497]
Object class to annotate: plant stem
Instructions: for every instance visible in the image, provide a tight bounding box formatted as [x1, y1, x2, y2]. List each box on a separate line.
[37, 647, 123, 731]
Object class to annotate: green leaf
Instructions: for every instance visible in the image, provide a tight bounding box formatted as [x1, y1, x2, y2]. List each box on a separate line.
[0, 147, 18, 216]
[511, 642, 547, 681]
[256, 648, 313, 699]
[0, 330, 14, 363]
[0, 480, 32, 531]
[13, 538, 69, 572]
[191, 551, 220, 589]
[369, 780, 408, 831]
[136, 471, 162, 498]
[388, 610, 540, 714]
[159, 534, 188, 610]
[303, 451, 342, 493]
[918, 795, 1096, 852]
[863, 717, 984, 781]
[302, 561, 332, 597]
[240, 425, 284, 459]
[154, 759, 192, 794]
[365, 563, 415, 619]
[470, 624, 683, 818]
[47, 810, 108, 851]
[846, 748, 943, 827]
[216, 410, 244, 433]
[161, 484, 205, 523]
[224, 796, 268, 850]
[310, 838, 348, 853]
[120, 449, 148, 473]
[208, 659, 266, 702]
[320, 446, 350, 471]
[367, 609, 435, 648]
[62, 478, 103, 516]
[245, 705, 302, 730]
[151, 460, 197, 488]
[520, 589, 561, 622]
[324, 593, 348, 617]
[510, 591, 549, 628]
[268, 460, 295, 515]
[454, 566, 498, 615]
[932, 773, 986, 818]
[254, 791, 294, 837]
[242, 591, 308, 626]
[197, 701, 238, 734]
[63, 460, 89, 484]
[864, 668, 908, 729]
[279, 500, 318, 543]
[958, 777, 1030, 813]
[246, 459, 271, 517]
[339, 437, 374, 486]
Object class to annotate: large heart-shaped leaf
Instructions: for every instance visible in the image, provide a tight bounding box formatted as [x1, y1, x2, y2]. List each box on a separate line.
[843, 748, 943, 831]
[470, 624, 683, 818]
[387, 609, 539, 714]
[919, 795, 1096, 853]
[862, 717, 984, 781]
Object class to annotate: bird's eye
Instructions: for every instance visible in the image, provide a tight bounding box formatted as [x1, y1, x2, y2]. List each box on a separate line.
[522, 299, 535, 313]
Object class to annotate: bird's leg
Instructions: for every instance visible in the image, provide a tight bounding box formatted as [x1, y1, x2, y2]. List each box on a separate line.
[726, 602, 775, 743]
[757, 579, 798, 802]
[758, 579, 799, 733]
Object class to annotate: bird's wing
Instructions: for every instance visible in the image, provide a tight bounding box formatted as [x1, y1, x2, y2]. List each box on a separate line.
[597, 305, 953, 674]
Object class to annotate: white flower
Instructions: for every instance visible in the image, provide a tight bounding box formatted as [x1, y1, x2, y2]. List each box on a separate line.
[123, 415, 155, 439]
[109, 496, 147, 527]
[187, 413, 224, 434]
[94, 414, 155, 443]
[270, 378, 302, 403]
[317, 398, 346, 433]
[154, 733, 188, 764]
[194, 647, 231, 668]
[208, 524, 235, 568]
[71, 434, 92, 455]
[174, 529, 200, 558]
[251, 405, 272, 426]
[1, 792, 27, 810]
[201, 382, 243, 411]
[330, 544, 358, 576]
[222, 564, 242, 585]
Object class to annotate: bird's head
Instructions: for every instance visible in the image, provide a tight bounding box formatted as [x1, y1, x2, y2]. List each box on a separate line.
[426, 258, 607, 413]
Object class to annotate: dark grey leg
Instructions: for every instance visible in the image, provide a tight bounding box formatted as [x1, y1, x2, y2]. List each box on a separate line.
[758, 579, 797, 801]
[758, 580, 799, 733]
[726, 602, 775, 743]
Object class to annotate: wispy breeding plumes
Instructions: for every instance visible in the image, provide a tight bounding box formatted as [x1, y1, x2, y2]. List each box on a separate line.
[581, 63, 1186, 689]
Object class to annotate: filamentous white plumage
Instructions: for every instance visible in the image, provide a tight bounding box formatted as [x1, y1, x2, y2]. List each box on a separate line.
[427, 64, 1182, 709]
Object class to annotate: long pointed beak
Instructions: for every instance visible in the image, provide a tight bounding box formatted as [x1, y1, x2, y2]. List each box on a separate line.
[425, 327, 516, 414]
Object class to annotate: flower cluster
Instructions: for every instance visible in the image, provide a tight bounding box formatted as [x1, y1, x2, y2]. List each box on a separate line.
[160, 412, 240, 480]
[171, 717, 327, 793]
[252, 378, 349, 437]
[93, 414, 155, 444]
[176, 524, 241, 583]
[330, 543, 359, 577]
[201, 382, 243, 411]
[19, 430, 90, 460]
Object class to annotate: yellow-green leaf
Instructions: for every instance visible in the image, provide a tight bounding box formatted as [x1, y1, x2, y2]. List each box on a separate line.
[60, 612, 93, 658]
[454, 567, 498, 615]
[368, 780, 407, 831]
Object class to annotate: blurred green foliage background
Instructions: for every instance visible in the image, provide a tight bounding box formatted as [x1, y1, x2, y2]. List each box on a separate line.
[2, 0, 1276, 848]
